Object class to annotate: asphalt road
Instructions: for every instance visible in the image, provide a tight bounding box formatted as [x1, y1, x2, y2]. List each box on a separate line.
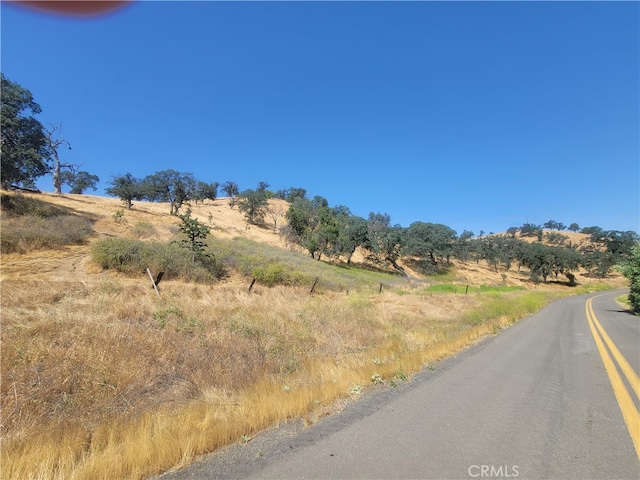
[159, 290, 639, 480]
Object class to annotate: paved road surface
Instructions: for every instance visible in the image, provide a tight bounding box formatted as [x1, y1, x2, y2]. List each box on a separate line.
[159, 290, 639, 480]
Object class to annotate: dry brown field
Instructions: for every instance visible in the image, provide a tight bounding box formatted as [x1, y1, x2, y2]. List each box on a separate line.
[0, 191, 624, 479]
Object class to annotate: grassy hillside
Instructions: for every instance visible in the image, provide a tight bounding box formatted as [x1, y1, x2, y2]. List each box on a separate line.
[0, 191, 623, 479]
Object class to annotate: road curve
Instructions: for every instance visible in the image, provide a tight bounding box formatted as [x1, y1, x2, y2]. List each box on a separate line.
[159, 290, 639, 480]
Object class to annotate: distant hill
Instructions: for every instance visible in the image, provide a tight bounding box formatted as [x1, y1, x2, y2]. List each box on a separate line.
[0, 191, 625, 290]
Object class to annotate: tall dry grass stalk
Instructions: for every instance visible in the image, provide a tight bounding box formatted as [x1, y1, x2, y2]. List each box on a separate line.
[1, 274, 555, 480]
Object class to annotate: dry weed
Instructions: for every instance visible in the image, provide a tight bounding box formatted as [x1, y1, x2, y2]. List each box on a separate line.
[1, 273, 551, 479]
[0, 192, 621, 479]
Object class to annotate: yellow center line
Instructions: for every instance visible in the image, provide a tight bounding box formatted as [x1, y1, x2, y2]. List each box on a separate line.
[586, 296, 640, 460]
[587, 298, 640, 400]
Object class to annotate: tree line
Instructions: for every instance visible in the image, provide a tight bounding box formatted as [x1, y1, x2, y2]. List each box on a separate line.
[103, 169, 638, 284]
[2, 73, 638, 286]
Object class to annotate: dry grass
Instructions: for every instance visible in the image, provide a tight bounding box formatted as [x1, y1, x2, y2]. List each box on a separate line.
[0, 191, 625, 479]
[0, 276, 555, 479]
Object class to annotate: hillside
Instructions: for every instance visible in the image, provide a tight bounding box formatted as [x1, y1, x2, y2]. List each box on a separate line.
[0, 191, 622, 289]
[0, 191, 626, 480]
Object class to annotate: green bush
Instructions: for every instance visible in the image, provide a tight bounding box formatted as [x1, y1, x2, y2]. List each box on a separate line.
[1, 214, 93, 253]
[617, 243, 640, 315]
[251, 262, 313, 287]
[91, 238, 224, 283]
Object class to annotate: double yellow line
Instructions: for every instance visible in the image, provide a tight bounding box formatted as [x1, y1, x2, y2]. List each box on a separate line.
[586, 295, 640, 460]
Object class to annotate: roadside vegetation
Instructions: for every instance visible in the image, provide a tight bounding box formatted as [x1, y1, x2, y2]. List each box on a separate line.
[2, 274, 573, 480]
[2, 63, 637, 480]
[616, 242, 640, 315]
[0, 192, 624, 480]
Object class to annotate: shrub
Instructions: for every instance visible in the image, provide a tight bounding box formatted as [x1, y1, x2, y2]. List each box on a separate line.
[617, 243, 640, 315]
[251, 262, 312, 287]
[91, 238, 224, 283]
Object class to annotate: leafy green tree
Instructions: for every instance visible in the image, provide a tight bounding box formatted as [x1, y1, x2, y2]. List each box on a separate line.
[581, 226, 603, 236]
[283, 195, 337, 259]
[545, 231, 569, 245]
[521, 242, 555, 282]
[238, 184, 269, 225]
[193, 181, 219, 204]
[543, 220, 566, 231]
[599, 230, 639, 258]
[474, 236, 501, 272]
[551, 246, 582, 285]
[284, 187, 307, 202]
[60, 170, 99, 194]
[105, 173, 144, 209]
[142, 169, 196, 215]
[506, 227, 519, 238]
[568, 223, 580, 232]
[334, 210, 368, 264]
[176, 208, 211, 263]
[364, 212, 406, 274]
[519, 223, 542, 238]
[453, 230, 475, 264]
[494, 236, 525, 271]
[284, 196, 314, 243]
[1, 74, 51, 188]
[405, 222, 457, 266]
[583, 230, 639, 277]
[581, 250, 615, 278]
[617, 243, 640, 314]
[222, 181, 239, 208]
[312, 203, 341, 260]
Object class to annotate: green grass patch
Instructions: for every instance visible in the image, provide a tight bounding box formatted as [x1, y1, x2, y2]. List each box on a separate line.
[209, 236, 403, 291]
[616, 294, 631, 311]
[463, 291, 551, 325]
[425, 284, 460, 293]
[575, 282, 614, 294]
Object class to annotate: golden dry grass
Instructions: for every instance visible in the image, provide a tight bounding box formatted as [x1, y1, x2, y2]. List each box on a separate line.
[0, 191, 624, 479]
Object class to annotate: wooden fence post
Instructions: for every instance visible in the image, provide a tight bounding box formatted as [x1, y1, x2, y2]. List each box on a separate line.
[146, 268, 161, 298]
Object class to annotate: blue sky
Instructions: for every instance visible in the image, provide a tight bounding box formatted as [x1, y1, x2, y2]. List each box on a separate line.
[2, 1, 638, 235]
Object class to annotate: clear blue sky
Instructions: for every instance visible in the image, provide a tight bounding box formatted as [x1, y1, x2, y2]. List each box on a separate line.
[2, 1, 638, 235]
